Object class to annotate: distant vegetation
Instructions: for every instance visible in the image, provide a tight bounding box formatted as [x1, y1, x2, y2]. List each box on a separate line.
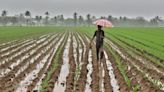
[0, 10, 164, 27]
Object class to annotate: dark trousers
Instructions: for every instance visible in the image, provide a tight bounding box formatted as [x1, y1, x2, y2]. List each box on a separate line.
[96, 44, 103, 60]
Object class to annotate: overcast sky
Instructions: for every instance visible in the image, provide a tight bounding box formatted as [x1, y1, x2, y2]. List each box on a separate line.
[0, 0, 164, 19]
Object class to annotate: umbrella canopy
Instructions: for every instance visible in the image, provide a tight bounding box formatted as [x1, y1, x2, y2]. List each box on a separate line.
[93, 19, 113, 28]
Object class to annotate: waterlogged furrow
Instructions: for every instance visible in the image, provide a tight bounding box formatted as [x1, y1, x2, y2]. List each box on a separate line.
[0, 40, 34, 57]
[0, 34, 57, 83]
[77, 33, 86, 65]
[0, 34, 53, 67]
[53, 34, 71, 92]
[0, 39, 32, 56]
[91, 48, 99, 92]
[0, 33, 50, 52]
[0, 33, 52, 56]
[15, 35, 58, 92]
[0, 40, 17, 49]
[29, 49, 53, 91]
[33, 33, 65, 91]
[84, 35, 93, 92]
[84, 34, 105, 92]
[15, 36, 51, 76]
[0, 37, 44, 67]
[0, 35, 56, 77]
[73, 35, 78, 65]
[78, 34, 86, 63]
[15, 55, 49, 92]
[43, 33, 68, 92]
[76, 33, 86, 83]
[72, 32, 89, 92]
[109, 36, 164, 75]
[109, 37, 164, 74]
[99, 61, 105, 92]
[85, 50, 93, 92]
[2, 34, 61, 92]
[130, 53, 164, 76]
[65, 34, 76, 92]
[104, 51, 120, 92]
[106, 39, 164, 90]
[72, 33, 82, 91]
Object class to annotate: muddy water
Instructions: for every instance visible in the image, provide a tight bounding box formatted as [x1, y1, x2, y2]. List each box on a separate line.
[15, 36, 57, 91]
[1, 35, 50, 62]
[0, 40, 17, 48]
[0, 36, 55, 77]
[0, 44, 34, 71]
[76, 34, 84, 72]
[131, 52, 164, 76]
[3, 36, 54, 77]
[33, 34, 65, 91]
[0, 34, 51, 59]
[0, 39, 31, 53]
[78, 38, 83, 73]
[15, 34, 56, 91]
[78, 34, 86, 61]
[0, 41, 34, 57]
[53, 34, 71, 92]
[72, 35, 81, 90]
[104, 51, 120, 92]
[77, 34, 86, 65]
[106, 39, 164, 91]
[84, 35, 105, 92]
[85, 50, 93, 92]
[99, 61, 105, 92]
[73, 36, 78, 65]
[84, 35, 94, 92]
[0, 36, 48, 67]
[15, 55, 49, 92]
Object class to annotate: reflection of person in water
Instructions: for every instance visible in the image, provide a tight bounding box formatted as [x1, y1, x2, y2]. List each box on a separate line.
[90, 25, 104, 60]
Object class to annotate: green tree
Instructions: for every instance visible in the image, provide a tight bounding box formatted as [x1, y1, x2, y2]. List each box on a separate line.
[136, 17, 146, 26]
[53, 16, 58, 25]
[107, 15, 112, 21]
[150, 16, 162, 26]
[11, 16, 18, 25]
[79, 15, 84, 26]
[123, 16, 127, 22]
[25, 11, 31, 25]
[1, 10, 7, 17]
[73, 12, 77, 26]
[86, 14, 91, 26]
[1, 10, 8, 25]
[60, 14, 64, 24]
[92, 16, 96, 21]
[35, 16, 42, 25]
[45, 11, 49, 25]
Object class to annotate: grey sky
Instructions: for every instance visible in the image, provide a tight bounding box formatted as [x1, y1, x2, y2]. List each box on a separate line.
[0, 0, 164, 19]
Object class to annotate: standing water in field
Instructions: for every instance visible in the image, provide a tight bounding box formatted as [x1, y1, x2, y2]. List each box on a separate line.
[73, 36, 78, 65]
[104, 51, 120, 92]
[76, 34, 83, 72]
[33, 34, 64, 91]
[99, 61, 105, 92]
[107, 39, 164, 91]
[15, 55, 49, 92]
[85, 50, 93, 92]
[53, 35, 71, 92]
[15, 36, 57, 92]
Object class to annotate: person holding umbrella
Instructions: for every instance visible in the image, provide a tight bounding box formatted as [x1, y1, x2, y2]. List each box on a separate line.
[90, 25, 104, 60]
[90, 19, 113, 61]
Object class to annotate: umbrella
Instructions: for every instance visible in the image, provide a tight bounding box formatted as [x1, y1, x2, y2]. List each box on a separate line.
[93, 19, 113, 28]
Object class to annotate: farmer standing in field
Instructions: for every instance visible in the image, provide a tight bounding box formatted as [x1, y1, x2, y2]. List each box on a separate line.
[90, 19, 113, 61]
[90, 25, 105, 60]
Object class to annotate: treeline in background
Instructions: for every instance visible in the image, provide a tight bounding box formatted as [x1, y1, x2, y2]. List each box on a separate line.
[0, 10, 164, 27]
